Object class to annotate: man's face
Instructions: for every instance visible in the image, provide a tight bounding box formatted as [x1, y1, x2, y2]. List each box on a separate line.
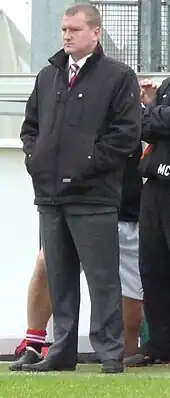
[62, 12, 100, 59]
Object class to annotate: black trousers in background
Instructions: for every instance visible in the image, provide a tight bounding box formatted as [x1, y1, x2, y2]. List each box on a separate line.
[39, 204, 124, 366]
[139, 180, 170, 359]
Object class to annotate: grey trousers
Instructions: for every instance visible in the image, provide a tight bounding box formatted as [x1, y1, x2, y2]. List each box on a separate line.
[39, 204, 124, 366]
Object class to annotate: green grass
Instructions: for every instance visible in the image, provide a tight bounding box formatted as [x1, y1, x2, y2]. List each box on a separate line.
[1, 363, 170, 398]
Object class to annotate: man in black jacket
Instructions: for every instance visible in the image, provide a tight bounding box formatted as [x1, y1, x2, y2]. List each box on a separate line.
[9, 143, 143, 371]
[19, 4, 140, 373]
[124, 77, 170, 367]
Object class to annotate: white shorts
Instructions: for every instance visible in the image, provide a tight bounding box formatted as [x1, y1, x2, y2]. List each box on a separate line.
[119, 221, 143, 301]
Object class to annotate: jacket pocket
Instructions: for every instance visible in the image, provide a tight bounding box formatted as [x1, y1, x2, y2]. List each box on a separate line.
[24, 135, 56, 178]
[25, 152, 34, 175]
[65, 93, 84, 126]
[24, 140, 39, 175]
[57, 132, 95, 183]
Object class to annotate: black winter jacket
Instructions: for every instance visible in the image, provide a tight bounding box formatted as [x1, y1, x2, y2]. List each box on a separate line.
[140, 78, 170, 180]
[20, 43, 141, 207]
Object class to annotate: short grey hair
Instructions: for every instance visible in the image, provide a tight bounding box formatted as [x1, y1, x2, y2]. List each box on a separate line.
[64, 4, 102, 28]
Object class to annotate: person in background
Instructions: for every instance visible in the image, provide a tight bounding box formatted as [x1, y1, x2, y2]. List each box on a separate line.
[124, 77, 170, 366]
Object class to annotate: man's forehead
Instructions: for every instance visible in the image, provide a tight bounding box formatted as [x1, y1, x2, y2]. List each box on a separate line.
[62, 12, 88, 27]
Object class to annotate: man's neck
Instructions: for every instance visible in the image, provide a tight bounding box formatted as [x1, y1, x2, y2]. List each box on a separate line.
[70, 44, 97, 62]
[71, 53, 91, 62]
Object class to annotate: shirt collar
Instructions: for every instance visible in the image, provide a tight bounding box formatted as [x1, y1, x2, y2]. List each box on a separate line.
[69, 53, 92, 70]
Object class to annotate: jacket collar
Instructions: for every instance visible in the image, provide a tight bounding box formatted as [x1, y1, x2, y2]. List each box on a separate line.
[48, 42, 104, 70]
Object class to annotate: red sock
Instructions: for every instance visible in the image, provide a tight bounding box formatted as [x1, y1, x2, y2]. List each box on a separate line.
[26, 329, 47, 353]
[26, 329, 46, 345]
[14, 330, 47, 357]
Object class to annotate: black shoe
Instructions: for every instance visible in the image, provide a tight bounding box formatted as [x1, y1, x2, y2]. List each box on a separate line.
[9, 347, 42, 371]
[123, 353, 154, 367]
[22, 358, 76, 372]
[123, 341, 166, 367]
[102, 359, 124, 374]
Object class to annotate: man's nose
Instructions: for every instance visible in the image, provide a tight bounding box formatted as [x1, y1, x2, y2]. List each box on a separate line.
[64, 30, 71, 40]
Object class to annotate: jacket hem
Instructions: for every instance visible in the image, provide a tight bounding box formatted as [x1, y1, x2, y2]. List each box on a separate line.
[34, 195, 120, 208]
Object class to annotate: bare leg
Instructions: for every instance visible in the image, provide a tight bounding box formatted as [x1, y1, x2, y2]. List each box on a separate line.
[123, 297, 144, 356]
[27, 248, 51, 329]
[9, 249, 52, 371]
[14, 249, 52, 358]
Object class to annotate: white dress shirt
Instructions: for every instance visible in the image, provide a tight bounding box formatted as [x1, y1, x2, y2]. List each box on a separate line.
[68, 53, 92, 82]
